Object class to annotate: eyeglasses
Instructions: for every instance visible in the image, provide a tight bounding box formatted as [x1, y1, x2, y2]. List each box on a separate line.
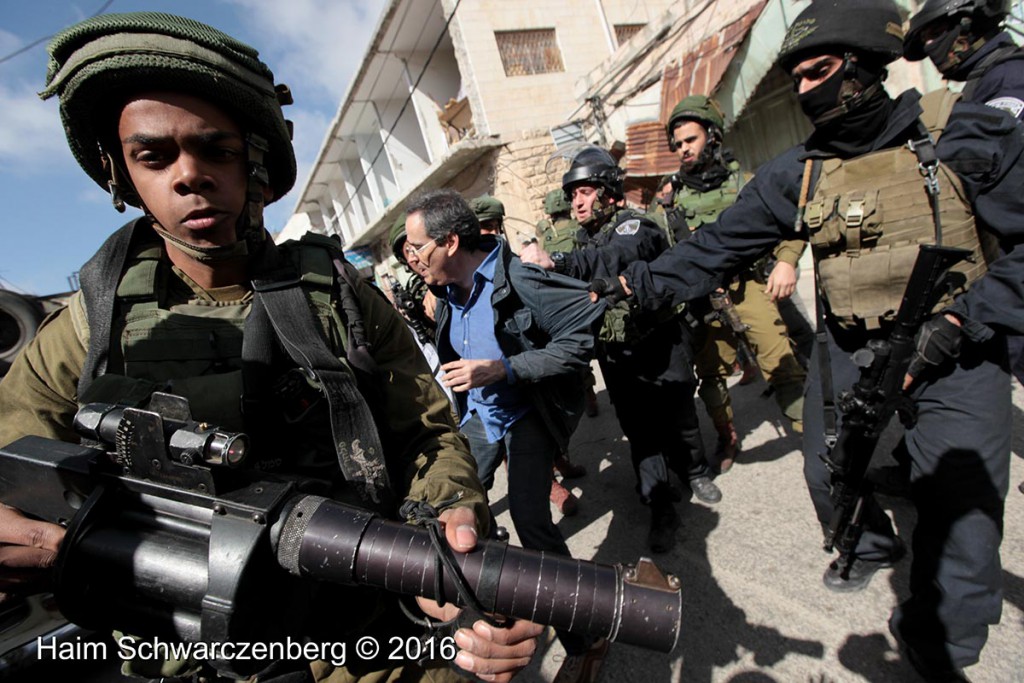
[403, 239, 439, 262]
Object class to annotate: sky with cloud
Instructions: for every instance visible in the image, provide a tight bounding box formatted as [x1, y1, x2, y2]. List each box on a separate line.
[0, 0, 385, 295]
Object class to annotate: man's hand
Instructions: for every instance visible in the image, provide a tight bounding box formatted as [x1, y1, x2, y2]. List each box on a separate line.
[422, 290, 438, 322]
[587, 276, 631, 304]
[765, 261, 797, 301]
[903, 313, 962, 390]
[441, 359, 507, 392]
[0, 504, 65, 602]
[518, 242, 555, 270]
[416, 507, 542, 682]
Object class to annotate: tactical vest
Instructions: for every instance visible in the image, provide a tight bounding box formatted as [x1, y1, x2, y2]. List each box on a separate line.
[673, 160, 745, 231]
[539, 216, 579, 253]
[78, 227, 386, 500]
[803, 90, 990, 330]
[590, 210, 677, 345]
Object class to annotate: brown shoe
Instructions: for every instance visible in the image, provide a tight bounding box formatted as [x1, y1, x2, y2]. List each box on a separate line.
[553, 638, 610, 683]
[714, 423, 739, 472]
[550, 480, 579, 516]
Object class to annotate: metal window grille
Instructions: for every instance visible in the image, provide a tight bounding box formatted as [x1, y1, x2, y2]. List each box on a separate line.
[494, 29, 565, 77]
[614, 23, 645, 46]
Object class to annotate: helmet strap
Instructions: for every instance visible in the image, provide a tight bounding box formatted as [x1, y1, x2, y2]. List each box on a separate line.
[806, 53, 886, 127]
[580, 187, 616, 229]
[241, 132, 271, 255]
[101, 148, 139, 214]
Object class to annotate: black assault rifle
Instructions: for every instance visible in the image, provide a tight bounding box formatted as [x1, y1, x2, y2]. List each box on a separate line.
[382, 273, 434, 346]
[822, 244, 970, 568]
[706, 289, 757, 365]
[0, 395, 681, 677]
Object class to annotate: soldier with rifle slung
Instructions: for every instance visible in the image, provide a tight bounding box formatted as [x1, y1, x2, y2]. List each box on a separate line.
[0, 12, 545, 682]
[595, 0, 1024, 678]
[656, 95, 809, 471]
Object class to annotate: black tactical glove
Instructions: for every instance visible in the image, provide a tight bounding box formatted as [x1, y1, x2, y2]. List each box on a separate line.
[906, 314, 962, 381]
[588, 276, 629, 304]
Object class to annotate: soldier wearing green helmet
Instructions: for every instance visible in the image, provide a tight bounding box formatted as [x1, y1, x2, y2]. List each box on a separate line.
[660, 94, 808, 471]
[0, 12, 542, 682]
[469, 194, 505, 235]
[536, 188, 580, 253]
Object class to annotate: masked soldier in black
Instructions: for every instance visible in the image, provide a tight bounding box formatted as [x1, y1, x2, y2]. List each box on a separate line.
[521, 146, 720, 554]
[599, 1, 1024, 678]
[905, 0, 1024, 120]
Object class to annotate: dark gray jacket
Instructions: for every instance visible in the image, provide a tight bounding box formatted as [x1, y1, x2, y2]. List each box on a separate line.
[434, 237, 606, 450]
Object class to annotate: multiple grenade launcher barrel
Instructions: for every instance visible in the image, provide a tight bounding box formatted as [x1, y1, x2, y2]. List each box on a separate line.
[0, 394, 681, 677]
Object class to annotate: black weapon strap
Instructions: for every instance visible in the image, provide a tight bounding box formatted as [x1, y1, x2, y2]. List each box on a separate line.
[77, 217, 148, 399]
[244, 266, 392, 508]
[398, 496, 505, 627]
[907, 121, 944, 246]
[797, 158, 838, 447]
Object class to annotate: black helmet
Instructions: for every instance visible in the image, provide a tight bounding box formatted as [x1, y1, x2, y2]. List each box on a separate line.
[778, 0, 905, 72]
[904, 0, 1010, 62]
[561, 146, 625, 200]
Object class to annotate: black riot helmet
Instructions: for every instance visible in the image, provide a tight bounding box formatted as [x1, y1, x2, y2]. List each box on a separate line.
[778, 0, 905, 73]
[561, 146, 625, 201]
[904, 0, 1010, 73]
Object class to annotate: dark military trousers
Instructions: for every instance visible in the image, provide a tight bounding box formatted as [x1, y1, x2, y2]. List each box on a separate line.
[803, 325, 1010, 669]
[599, 318, 709, 486]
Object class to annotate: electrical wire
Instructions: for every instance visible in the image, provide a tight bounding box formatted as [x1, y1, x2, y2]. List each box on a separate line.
[0, 0, 115, 66]
[332, 0, 464, 221]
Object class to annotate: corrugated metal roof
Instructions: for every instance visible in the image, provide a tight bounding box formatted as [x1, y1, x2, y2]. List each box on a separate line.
[623, 121, 675, 179]
[624, 1, 767, 182]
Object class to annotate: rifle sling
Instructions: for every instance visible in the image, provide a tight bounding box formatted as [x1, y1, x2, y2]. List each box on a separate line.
[245, 272, 391, 507]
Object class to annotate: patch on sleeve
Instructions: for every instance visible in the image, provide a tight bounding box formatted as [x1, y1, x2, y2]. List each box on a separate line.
[615, 219, 641, 236]
[985, 96, 1024, 119]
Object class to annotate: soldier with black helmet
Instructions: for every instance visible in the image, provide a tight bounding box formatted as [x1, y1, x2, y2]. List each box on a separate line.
[599, 0, 1024, 677]
[905, 0, 1024, 119]
[907, 0, 1024, 402]
[660, 94, 809, 471]
[521, 145, 721, 555]
[0, 12, 541, 682]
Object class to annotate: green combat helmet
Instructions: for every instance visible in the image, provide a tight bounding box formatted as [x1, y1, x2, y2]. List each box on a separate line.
[665, 95, 725, 151]
[39, 12, 297, 257]
[543, 188, 571, 217]
[389, 213, 409, 261]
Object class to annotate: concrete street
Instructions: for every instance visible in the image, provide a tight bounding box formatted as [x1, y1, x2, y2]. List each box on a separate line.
[496, 320, 1024, 682]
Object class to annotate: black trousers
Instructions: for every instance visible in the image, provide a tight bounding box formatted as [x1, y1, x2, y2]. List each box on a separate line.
[803, 326, 1010, 669]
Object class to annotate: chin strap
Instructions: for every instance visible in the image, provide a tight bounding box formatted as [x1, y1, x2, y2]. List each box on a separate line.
[101, 132, 273, 263]
[579, 188, 617, 229]
[811, 53, 886, 127]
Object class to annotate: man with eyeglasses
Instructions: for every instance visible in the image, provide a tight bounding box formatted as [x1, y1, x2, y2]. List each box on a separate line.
[403, 188, 608, 682]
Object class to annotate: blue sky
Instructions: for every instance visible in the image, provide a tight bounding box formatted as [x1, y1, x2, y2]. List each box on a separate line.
[0, 0, 386, 295]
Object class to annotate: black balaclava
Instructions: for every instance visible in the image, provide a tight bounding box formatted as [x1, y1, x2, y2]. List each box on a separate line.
[800, 54, 895, 157]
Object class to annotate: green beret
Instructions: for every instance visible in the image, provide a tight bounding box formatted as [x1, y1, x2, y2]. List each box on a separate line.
[469, 195, 505, 223]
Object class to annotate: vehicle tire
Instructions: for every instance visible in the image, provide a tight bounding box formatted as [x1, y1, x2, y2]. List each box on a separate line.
[0, 290, 45, 376]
